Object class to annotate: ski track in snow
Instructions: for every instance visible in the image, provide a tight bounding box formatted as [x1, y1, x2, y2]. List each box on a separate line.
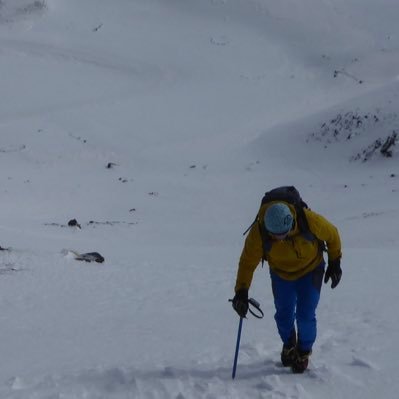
[0, 38, 162, 80]
[0, 36, 174, 122]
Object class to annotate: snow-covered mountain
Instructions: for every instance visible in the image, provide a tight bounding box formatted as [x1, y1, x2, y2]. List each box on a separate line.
[0, 0, 398, 397]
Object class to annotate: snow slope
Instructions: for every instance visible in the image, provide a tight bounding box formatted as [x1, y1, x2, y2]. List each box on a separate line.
[0, 0, 399, 397]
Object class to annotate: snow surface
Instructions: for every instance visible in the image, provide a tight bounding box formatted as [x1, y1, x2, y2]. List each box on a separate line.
[1, 0, 399, 397]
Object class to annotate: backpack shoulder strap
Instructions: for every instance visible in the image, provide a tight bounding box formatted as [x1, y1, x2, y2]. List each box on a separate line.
[294, 205, 315, 241]
[258, 221, 271, 266]
[243, 216, 257, 236]
[299, 208, 327, 252]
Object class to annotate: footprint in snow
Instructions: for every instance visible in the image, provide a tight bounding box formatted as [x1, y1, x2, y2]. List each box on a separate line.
[210, 36, 230, 46]
[349, 356, 378, 370]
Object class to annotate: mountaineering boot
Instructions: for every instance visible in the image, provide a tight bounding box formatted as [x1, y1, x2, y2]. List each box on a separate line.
[280, 330, 297, 367]
[281, 345, 296, 367]
[291, 349, 312, 374]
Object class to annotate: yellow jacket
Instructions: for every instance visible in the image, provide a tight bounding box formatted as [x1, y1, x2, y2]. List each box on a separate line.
[235, 203, 342, 291]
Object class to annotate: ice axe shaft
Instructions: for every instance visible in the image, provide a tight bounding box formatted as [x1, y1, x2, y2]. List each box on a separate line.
[232, 317, 243, 379]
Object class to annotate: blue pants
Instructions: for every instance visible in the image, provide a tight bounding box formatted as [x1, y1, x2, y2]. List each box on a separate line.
[270, 262, 325, 352]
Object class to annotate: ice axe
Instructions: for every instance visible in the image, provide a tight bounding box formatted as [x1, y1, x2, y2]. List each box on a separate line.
[228, 297, 264, 379]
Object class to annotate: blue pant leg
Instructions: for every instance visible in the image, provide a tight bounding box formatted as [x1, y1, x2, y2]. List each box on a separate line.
[296, 263, 325, 351]
[270, 270, 297, 346]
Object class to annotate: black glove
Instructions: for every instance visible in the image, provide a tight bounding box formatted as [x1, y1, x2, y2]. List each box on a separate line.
[324, 258, 342, 289]
[232, 288, 249, 318]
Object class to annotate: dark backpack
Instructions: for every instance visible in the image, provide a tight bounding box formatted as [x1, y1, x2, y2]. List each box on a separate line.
[244, 186, 319, 259]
